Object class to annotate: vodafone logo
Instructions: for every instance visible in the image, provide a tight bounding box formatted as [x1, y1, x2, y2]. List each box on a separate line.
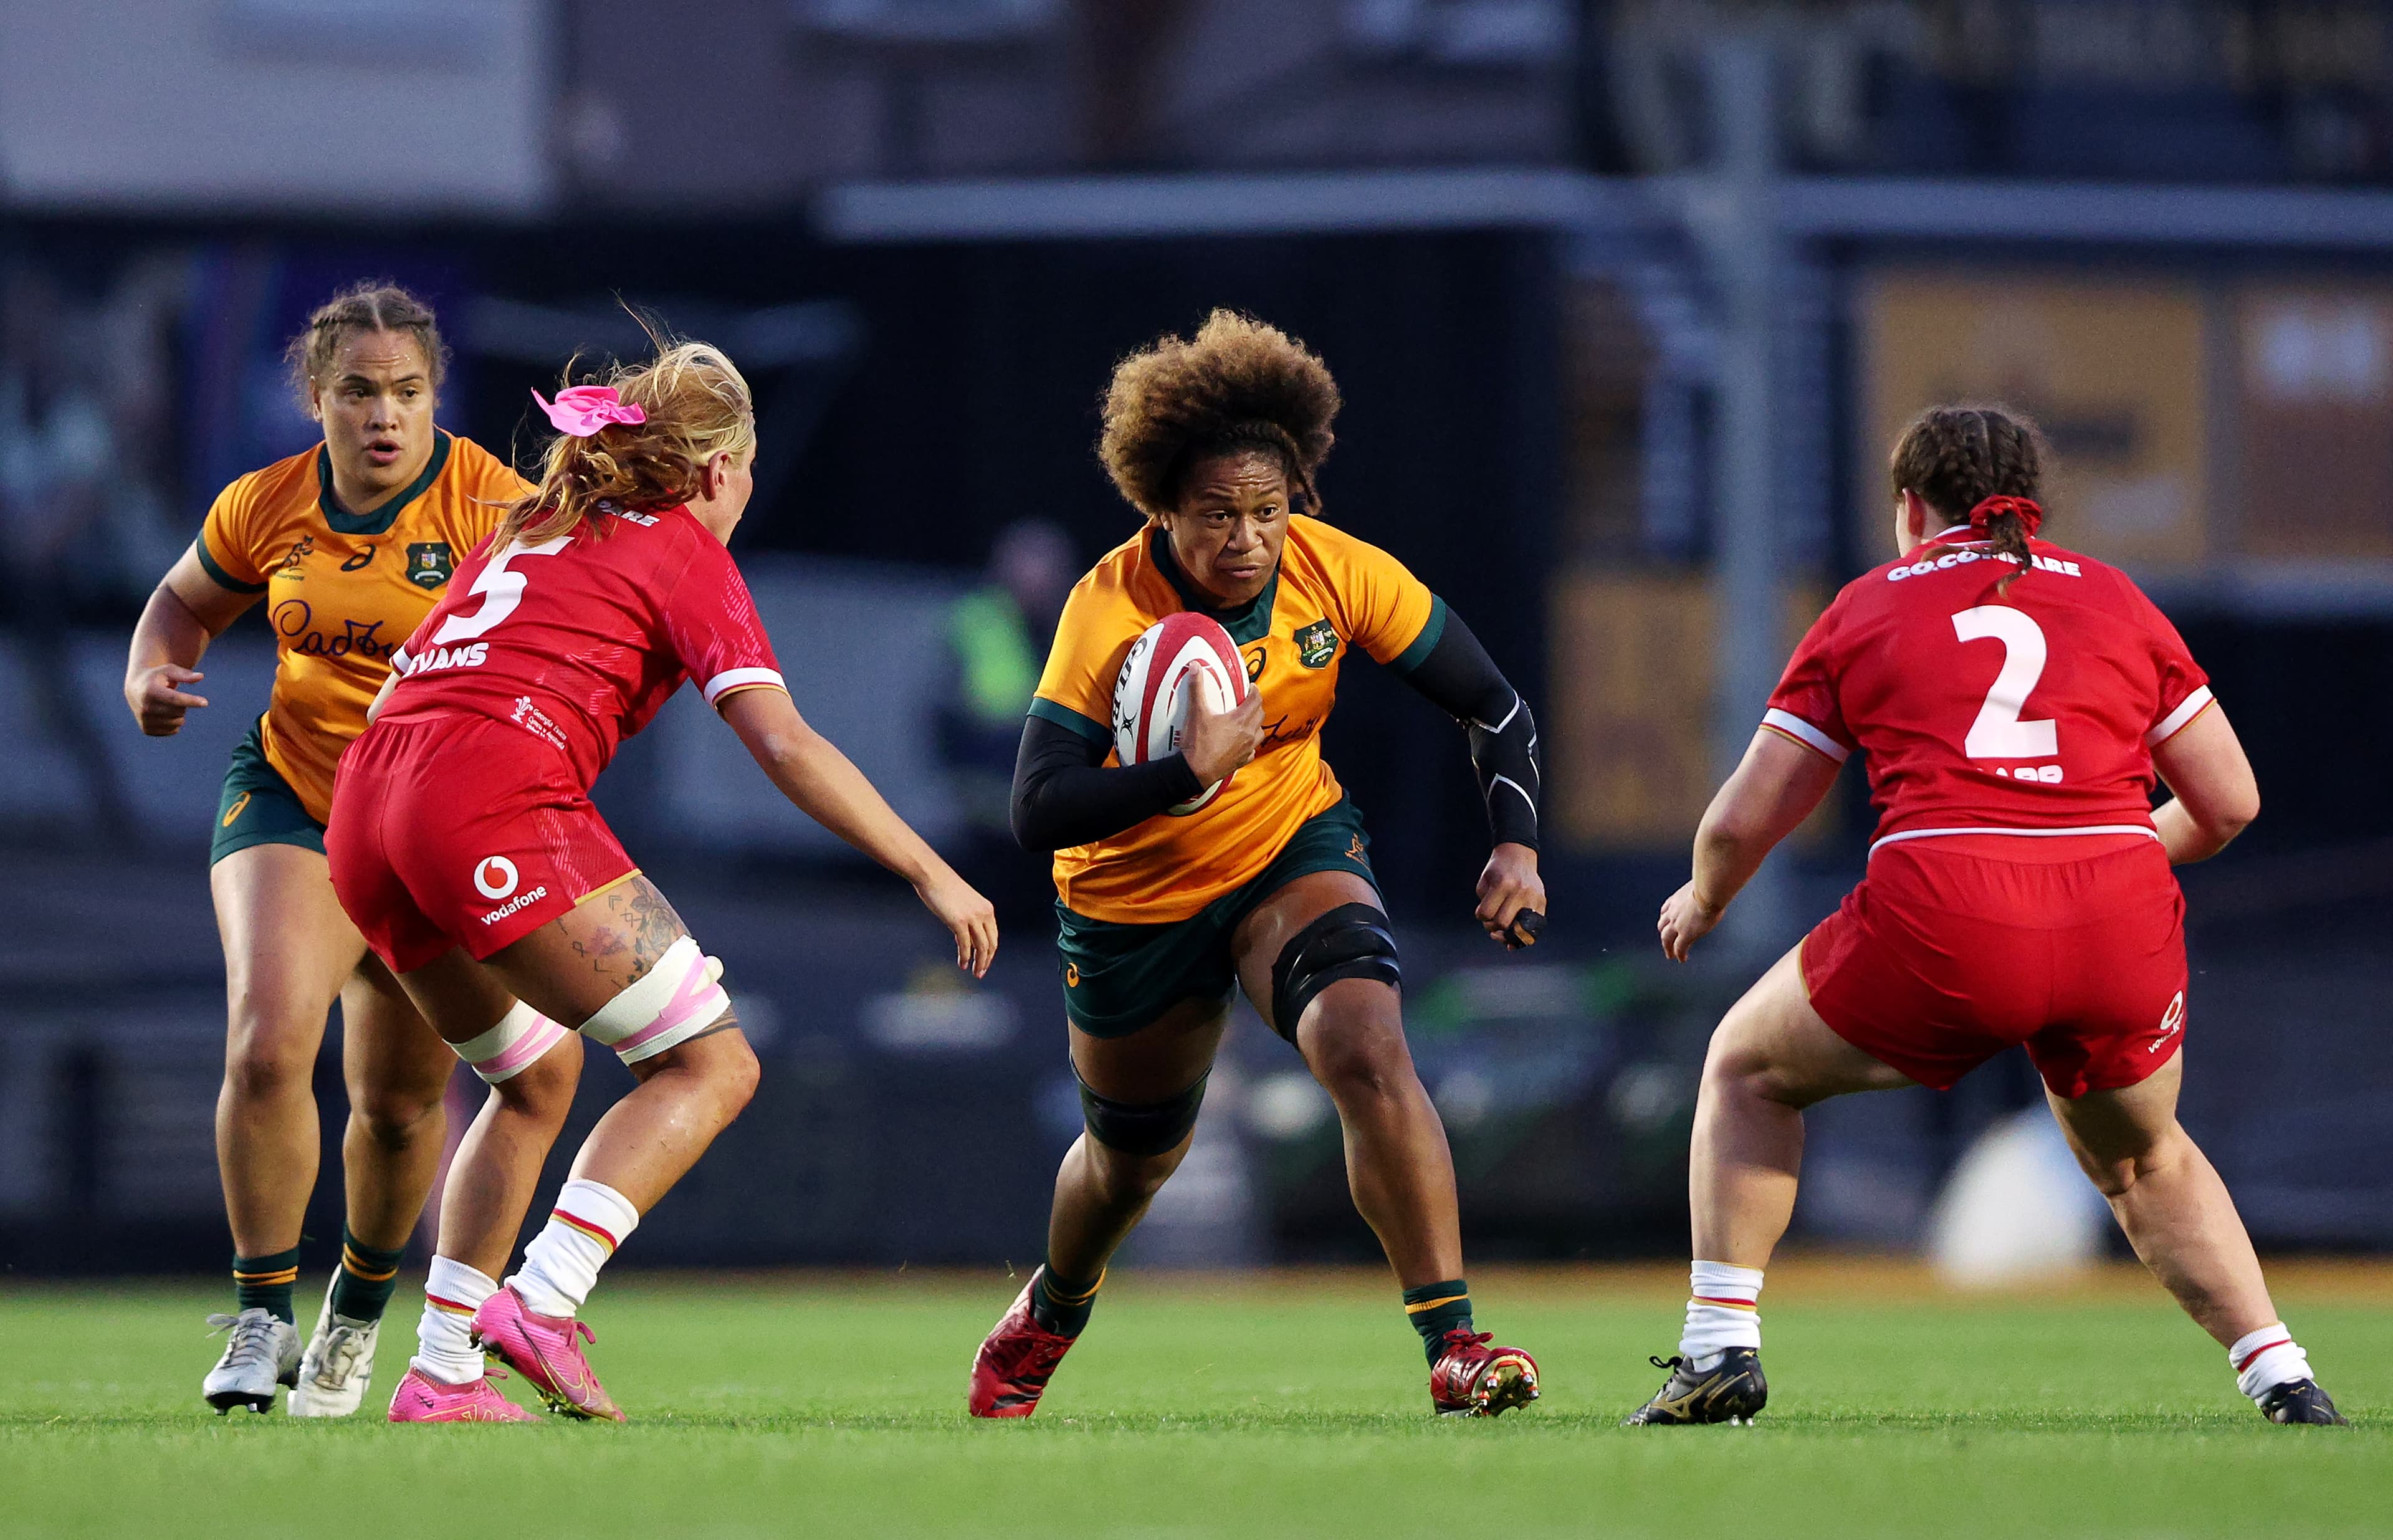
[2151, 991, 2186, 1052]
[473, 856, 520, 900]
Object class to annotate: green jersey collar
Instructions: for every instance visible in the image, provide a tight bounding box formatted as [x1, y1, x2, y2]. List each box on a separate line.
[1147, 525, 1279, 646]
[317, 429, 452, 537]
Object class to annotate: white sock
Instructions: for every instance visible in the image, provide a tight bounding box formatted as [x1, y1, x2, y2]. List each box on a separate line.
[2228, 1322, 2314, 1402]
[412, 1257, 498, 1385]
[1679, 1261, 1765, 1371]
[508, 1179, 640, 1319]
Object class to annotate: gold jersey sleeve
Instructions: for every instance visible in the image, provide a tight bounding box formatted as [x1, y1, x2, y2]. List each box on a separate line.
[1033, 519, 1442, 924]
[196, 431, 528, 825]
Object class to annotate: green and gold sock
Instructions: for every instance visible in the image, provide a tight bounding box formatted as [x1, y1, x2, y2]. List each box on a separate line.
[327, 1228, 408, 1322]
[1029, 1264, 1104, 1339]
[232, 1248, 301, 1324]
[1404, 1278, 1473, 1363]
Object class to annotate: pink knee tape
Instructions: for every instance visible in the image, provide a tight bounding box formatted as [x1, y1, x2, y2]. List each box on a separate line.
[580, 936, 730, 1065]
[451, 1002, 570, 1084]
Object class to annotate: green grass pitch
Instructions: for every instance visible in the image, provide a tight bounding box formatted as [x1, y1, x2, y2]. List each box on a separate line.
[1, 1264, 2383, 1538]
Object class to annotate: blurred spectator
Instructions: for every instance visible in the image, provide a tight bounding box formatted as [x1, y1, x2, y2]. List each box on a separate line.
[0, 257, 191, 843]
[939, 518, 1077, 913]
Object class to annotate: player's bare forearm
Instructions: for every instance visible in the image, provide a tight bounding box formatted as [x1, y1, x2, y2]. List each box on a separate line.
[721, 687, 998, 975]
[366, 672, 398, 727]
[2152, 798, 2235, 866]
[1692, 730, 1841, 909]
[722, 689, 937, 881]
[2149, 705, 2257, 866]
[1660, 732, 1839, 961]
[125, 551, 247, 735]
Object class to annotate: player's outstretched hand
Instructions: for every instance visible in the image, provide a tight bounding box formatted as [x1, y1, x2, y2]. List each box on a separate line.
[1475, 841, 1544, 948]
[1657, 881, 1724, 962]
[127, 664, 208, 736]
[1182, 686, 1264, 787]
[917, 868, 999, 978]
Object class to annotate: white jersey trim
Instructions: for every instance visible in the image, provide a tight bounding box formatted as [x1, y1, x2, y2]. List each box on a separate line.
[702, 666, 788, 706]
[1868, 823, 2161, 857]
[1760, 709, 1849, 764]
[2145, 685, 2216, 748]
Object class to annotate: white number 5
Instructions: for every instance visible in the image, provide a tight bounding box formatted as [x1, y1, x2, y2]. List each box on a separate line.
[431, 535, 571, 646]
[1952, 606, 2058, 759]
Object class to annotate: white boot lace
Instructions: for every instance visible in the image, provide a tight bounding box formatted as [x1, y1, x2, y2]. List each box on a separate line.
[206, 1311, 281, 1373]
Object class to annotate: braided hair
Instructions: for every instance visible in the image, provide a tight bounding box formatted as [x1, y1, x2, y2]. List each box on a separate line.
[285, 281, 449, 410]
[1098, 310, 1340, 521]
[1889, 404, 2048, 594]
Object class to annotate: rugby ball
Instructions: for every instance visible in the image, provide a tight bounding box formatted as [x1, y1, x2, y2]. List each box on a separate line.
[1112, 613, 1249, 816]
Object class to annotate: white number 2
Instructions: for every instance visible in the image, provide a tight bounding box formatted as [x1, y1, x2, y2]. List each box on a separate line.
[431, 536, 571, 646]
[1951, 606, 2058, 759]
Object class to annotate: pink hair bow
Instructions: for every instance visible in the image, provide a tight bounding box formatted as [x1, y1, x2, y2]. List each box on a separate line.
[533, 385, 646, 438]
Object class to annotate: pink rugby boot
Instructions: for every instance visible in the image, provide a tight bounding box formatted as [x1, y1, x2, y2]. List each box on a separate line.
[470, 1286, 625, 1422]
[386, 1364, 542, 1423]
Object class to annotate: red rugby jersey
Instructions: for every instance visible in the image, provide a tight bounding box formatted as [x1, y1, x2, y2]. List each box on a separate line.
[380, 504, 784, 791]
[1764, 536, 2212, 854]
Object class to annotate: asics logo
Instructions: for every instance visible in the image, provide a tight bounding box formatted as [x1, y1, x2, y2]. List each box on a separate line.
[221, 792, 252, 829]
[474, 856, 520, 899]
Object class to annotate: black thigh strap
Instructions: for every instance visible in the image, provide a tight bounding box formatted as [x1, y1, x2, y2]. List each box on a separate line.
[1269, 902, 1401, 1044]
[1076, 1066, 1210, 1157]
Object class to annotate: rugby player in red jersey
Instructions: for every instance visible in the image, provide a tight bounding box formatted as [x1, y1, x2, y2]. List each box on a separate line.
[1624, 406, 2344, 1428]
[326, 337, 996, 1422]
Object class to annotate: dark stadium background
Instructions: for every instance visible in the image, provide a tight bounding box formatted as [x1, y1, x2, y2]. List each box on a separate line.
[3, 0, 2389, 1279]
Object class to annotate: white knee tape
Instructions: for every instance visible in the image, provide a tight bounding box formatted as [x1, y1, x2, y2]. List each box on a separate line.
[580, 936, 731, 1065]
[452, 1001, 570, 1084]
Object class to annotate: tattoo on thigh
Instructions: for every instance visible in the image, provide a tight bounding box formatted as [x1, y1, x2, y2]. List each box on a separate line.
[601, 879, 688, 982]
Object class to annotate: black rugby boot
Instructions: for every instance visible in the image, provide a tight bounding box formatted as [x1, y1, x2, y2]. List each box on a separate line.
[1622, 1348, 1767, 1426]
[2257, 1378, 2349, 1425]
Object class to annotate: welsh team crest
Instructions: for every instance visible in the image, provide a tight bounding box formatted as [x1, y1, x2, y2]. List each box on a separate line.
[1294, 618, 1339, 669]
[405, 542, 454, 590]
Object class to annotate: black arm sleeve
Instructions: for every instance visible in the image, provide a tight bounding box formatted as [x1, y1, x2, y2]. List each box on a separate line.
[1010, 714, 1206, 854]
[1395, 608, 1542, 851]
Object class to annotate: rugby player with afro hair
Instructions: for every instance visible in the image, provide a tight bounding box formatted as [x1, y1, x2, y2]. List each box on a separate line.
[971, 310, 1550, 1418]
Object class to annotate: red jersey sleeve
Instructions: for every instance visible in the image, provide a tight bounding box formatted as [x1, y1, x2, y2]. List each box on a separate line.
[661, 530, 785, 708]
[2121, 576, 2215, 748]
[1762, 595, 1856, 765]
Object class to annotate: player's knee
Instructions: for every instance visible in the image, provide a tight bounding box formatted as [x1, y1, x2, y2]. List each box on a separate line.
[1077, 1078, 1206, 1164]
[708, 1030, 762, 1117]
[1269, 903, 1400, 1046]
[580, 937, 733, 1070]
[1303, 1013, 1415, 1103]
[1088, 1140, 1183, 1207]
[2068, 1118, 2187, 1200]
[222, 1014, 320, 1099]
[1700, 1026, 1806, 1110]
[352, 1087, 442, 1151]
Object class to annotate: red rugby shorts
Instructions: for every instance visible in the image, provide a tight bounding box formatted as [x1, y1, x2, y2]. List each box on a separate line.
[1800, 836, 2187, 1099]
[327, 713, 635, 974]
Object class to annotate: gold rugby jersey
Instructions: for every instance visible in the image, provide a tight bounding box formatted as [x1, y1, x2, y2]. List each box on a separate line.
[196, 431, 528, 823]
[1031, 517, 1441, 924]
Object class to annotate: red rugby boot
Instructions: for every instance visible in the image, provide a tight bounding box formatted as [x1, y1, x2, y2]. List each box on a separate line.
[469, 1286, 624, 1422]
[1430, 1327, 1540, 1417]
[968, 1275, 1079, 1418]
[386, 1364, 542, 1423]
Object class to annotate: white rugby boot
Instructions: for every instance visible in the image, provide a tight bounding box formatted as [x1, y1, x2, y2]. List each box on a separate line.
[288, 1278, 381, 1417]
[202, 1308, 302, 1413]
